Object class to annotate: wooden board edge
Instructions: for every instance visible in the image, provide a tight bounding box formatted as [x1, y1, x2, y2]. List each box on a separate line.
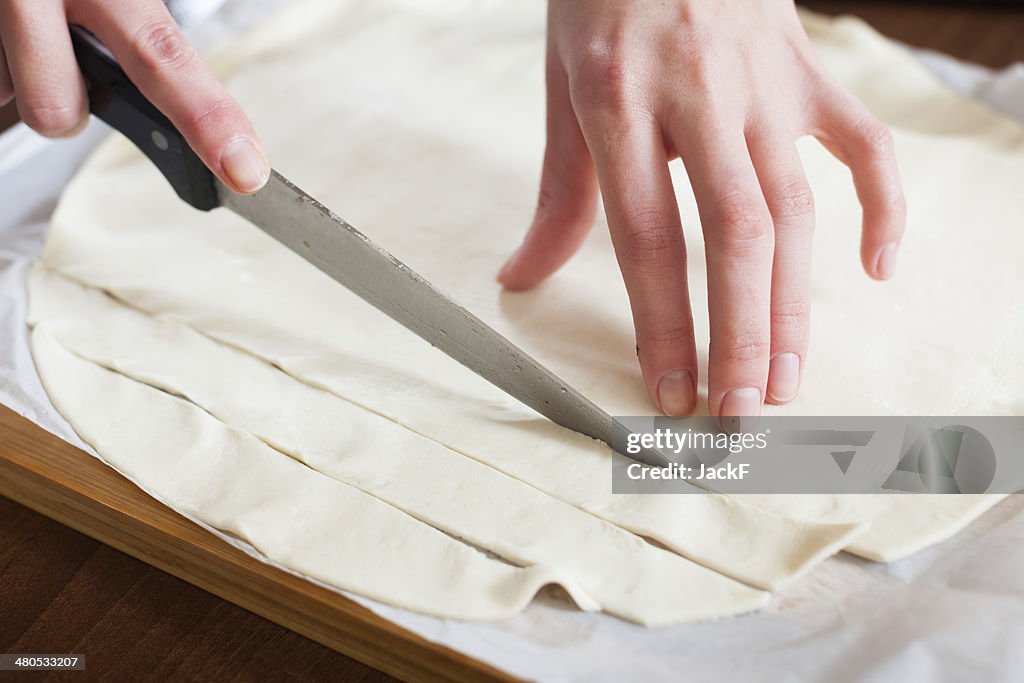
[0, 405, 523, 683]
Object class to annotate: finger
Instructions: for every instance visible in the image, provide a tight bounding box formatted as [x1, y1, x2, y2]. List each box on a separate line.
[0, 41, 15, 106]
[748, 129, 815, 405]
[0, 1, 88, 137]
[815, 89, 906, 280]
[575, 105, 697, 416]
[72, 0, 269, 194]
[499, 47, 599, 290]
[678, 124, 774, 420]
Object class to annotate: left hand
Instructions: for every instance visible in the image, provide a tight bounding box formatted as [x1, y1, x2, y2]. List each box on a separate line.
[498, 0, 906, 418]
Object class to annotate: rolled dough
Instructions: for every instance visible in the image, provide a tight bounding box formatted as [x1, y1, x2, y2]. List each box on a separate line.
[30, 326, 597, 621]
[29, 0, 1022, 622]
[30, 266, 771, 625]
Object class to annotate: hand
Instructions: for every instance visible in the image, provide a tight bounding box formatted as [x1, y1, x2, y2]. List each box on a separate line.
[499, 0, 906, 418]
[0, 0, 269, 194]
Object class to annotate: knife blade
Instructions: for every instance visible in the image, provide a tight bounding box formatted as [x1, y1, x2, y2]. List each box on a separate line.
[70, 26, 670, 468]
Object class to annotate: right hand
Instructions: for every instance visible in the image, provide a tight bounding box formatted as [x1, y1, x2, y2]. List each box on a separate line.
[0, 0, 269, 194]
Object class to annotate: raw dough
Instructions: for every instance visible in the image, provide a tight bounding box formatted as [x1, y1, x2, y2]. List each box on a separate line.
[30, 326, 595, 621]
[30, 267, 769, 625]
[30, 0, 1021, 620]
[29, 264, 861, 592]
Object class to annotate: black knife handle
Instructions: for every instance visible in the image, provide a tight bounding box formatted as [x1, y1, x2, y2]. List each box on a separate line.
[70, 26, 219, 211]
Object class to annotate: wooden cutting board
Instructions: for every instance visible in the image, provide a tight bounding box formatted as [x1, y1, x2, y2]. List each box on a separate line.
[0, 404, 519, 683]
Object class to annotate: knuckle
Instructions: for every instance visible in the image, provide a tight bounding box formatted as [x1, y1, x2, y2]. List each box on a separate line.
[718, 332, 771, 363]
[645, 323, 695, 349]
[616, 212, 684, 268]
[132, 19, 196, 72]
[708, 192, 772, 247]
[533, 184, 560, 221]
[534, 151, 594, 224]
[671, 38, 717, 91]
[534, 182, 587, 228]
[854, 116, 895, 156]
[766, 176, 815, 228]
[770, 300, 810, 334]
[182, 98, 238, 138]
[569, 41, 645, 114]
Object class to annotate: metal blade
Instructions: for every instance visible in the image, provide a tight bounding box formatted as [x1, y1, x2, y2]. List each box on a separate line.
[218, 172, 669, 467]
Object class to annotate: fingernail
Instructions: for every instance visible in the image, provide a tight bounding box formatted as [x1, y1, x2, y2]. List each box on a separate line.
[767, 353, 801, 403]
[657, 370, 695, 416]
[876, 243, 899, 280]
[221, 137, 270, 193]
[721, 388, 761, 417]
[719, 387, 762, 431]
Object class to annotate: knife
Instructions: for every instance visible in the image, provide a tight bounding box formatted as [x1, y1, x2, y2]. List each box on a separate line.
[69, 26, 670, 468]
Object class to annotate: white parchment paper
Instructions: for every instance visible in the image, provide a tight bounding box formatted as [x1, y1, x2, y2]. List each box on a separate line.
[1, 3, 1022, 681]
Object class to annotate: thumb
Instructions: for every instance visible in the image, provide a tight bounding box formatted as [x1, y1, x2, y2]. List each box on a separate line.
[76, 4, 270, 195]
[498, 58, 598, 291]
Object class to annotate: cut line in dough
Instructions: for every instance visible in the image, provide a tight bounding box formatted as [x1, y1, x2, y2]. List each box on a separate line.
[31, 326, 601, 622]
[29, 266, 771, 625]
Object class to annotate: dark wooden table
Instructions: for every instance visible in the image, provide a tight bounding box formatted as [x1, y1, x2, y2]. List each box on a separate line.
[2, 3, 1023, 681]
[801, 1, 1024, 67]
